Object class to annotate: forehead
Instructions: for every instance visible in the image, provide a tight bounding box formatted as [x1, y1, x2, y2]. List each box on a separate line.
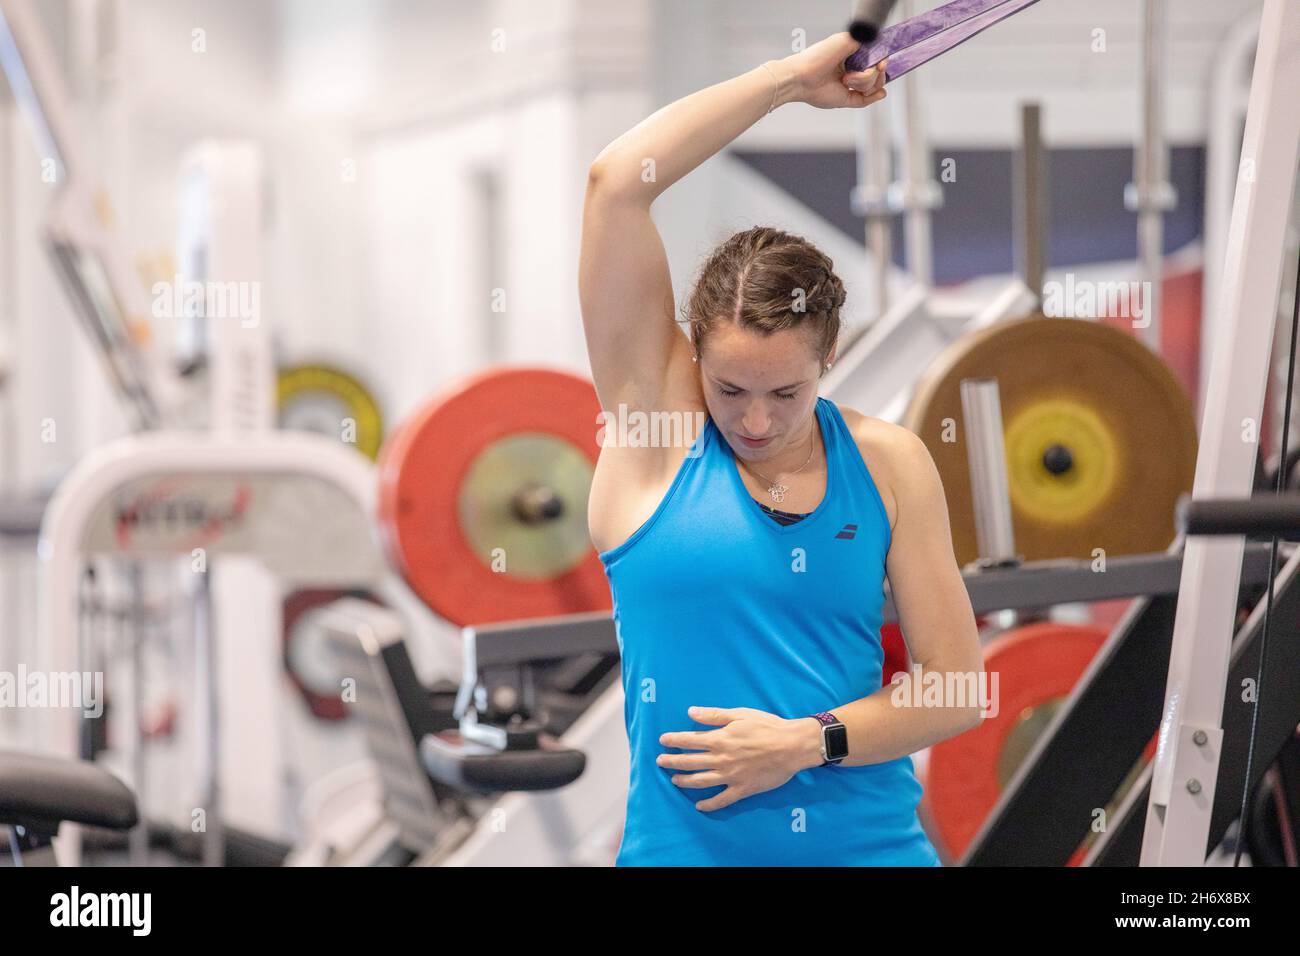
[702, 324, 820, 381]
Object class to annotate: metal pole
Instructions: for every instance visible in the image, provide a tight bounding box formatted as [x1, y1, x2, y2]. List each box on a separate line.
[855, 108, 894, 319]
[192, 566, 223, 866]
[893, 0, 941, 288]
[850, 0, 895, 319]
[127, 560, 149, 866]
[1200, 19, 1259, 423]
[960, 379, 1018, 567]
[1125, 0, 1175, 350]
[1013, 103, 1046, 307]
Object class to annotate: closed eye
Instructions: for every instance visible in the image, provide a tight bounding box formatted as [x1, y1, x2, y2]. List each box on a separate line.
[717, 387, 799, 401]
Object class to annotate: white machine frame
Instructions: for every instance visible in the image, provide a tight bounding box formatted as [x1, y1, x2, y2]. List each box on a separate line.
[1141, 0, 1300, 866]
[35, 431, 445, 866]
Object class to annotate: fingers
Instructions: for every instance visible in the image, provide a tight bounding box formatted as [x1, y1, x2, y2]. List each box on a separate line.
[843, 63, 886, 95]
[686, 705, 735, 725]
[671, 771, 726, 790]
[846, 83, 888, 108]
[658, 730, 717, 750]
[842, 68, 874, 92]
[842, 66, 883, 106]
[694, 786, 746, 812]
[656, 751, 715, 771]
[838, 30, 862, 51]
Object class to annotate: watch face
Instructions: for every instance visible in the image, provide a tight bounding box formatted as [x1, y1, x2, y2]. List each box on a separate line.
[825, 724, 849, 760]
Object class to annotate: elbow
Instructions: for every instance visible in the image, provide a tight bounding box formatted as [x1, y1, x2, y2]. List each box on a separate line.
[585, 158, 652, 207]
[585, 161, 622, 204]
[933, 654, 985, 733]
[587, 157, 624, 198]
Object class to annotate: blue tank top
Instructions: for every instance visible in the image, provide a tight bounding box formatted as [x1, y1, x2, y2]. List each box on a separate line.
[598, 397, 942, 866]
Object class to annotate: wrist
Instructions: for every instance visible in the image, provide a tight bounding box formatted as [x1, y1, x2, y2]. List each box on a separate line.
[792, 716, 826, 771]
[763, 58, 801, 110]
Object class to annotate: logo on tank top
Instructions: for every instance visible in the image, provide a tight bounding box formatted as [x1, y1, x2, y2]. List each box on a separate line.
[834, 523, 858, 540]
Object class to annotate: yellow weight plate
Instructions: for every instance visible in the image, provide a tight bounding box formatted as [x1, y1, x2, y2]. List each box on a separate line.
[277, 363, 384, 460]
[1003, 398, 1118, 525]
[903, 317, 1197, 565]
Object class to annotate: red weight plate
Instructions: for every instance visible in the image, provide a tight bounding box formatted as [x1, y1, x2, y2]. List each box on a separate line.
[377, 367, 612, 626]
[923, 621, 1107, 861]
[883, 620, 988, 688]
[283, 588, 382, 721]
[881, 623, 908, 687]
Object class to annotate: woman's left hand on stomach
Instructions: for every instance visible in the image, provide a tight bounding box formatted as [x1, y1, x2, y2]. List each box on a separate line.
[657, 706, 821, 811]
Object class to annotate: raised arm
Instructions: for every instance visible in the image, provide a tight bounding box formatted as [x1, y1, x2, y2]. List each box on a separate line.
[579, 35, 886, 411]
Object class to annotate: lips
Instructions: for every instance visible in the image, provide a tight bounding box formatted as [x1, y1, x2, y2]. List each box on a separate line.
[738, 434, 773, 448]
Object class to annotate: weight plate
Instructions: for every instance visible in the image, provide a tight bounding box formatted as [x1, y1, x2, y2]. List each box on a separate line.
[459, 433, 597, 579]
[883, 617, 990, 688]
[377, 367, 611, 626]
[283, 588, 381, 721]
[922, 621, 1108, 860]
[278, 363, 385, 460]
[903, 317, 1197, 566]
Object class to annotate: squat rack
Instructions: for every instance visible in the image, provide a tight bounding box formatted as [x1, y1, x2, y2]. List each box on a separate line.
[1141, 0, 1300, 866]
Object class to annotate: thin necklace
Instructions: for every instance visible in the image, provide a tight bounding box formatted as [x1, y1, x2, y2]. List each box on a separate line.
[739, 432, 818, 504]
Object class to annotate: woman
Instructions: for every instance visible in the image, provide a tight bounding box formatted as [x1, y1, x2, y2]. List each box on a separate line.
[580, 32, 982, 867]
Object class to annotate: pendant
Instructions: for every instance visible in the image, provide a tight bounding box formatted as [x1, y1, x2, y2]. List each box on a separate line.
[768, 483, 788, 503]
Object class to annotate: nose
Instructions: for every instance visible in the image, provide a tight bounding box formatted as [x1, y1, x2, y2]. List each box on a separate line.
[741, 401, 772, 438]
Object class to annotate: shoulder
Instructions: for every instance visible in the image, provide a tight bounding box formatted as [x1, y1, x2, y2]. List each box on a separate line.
[834, 402, 932, 471]
[826, 405, 909, 530]
[833, 403, 939, 531]
[837, 398, 951, 528]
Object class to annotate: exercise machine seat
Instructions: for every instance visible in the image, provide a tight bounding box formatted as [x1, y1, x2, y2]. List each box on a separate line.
[0, 750, 138, 832]
[421, 733, 586, 793]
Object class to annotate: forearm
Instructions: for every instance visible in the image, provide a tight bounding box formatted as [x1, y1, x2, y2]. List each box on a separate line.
[589, 58, 798, 205]
[789, 660, 985, 770]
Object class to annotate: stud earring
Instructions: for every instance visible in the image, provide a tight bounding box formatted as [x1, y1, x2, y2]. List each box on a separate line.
[692, 354, 699, 363]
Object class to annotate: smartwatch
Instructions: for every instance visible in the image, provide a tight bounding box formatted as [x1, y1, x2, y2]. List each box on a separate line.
[811, 711, 848, 766]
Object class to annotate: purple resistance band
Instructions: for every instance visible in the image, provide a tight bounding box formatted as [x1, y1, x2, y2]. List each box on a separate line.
[844, 0, 1043, 82]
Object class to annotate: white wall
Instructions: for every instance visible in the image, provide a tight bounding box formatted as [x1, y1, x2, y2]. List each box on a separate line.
[720, 0, 1264, 148]
[7, 0, 1261, 473]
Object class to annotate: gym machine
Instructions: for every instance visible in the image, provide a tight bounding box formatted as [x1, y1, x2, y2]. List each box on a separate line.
[283, 599, 617, 867]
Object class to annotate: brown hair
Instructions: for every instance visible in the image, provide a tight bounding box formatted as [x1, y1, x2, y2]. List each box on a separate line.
[682, 225, 845, 371]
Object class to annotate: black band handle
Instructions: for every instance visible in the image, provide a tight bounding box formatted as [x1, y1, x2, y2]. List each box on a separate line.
[849, 0, 899, 42]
